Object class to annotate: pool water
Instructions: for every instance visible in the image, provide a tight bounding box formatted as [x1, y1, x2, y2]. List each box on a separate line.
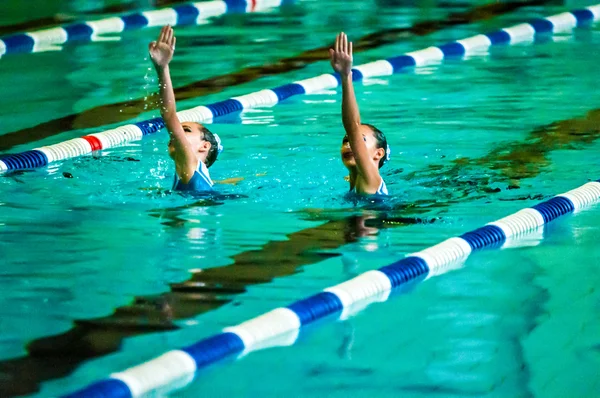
[1, 0, 599, 396]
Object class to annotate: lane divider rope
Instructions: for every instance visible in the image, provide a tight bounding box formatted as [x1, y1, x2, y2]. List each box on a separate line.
[1, 5, 599, 173]
[0, 0, 291, 56]
[61, 181, 600, 397]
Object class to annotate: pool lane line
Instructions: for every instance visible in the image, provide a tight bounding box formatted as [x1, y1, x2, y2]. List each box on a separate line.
[1, 4, 598, 173]
[0, 0, 293, 57]
[0, 0, 192, 37]
[0, 0, 551, 152]
[59, 187, 600, 396]
[6, 98, 598, 396]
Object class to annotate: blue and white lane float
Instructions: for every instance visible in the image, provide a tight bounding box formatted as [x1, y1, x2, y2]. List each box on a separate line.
[0, 0, 290, 56]
[60, 182, 600, 398]
[1, 5, 599, 173]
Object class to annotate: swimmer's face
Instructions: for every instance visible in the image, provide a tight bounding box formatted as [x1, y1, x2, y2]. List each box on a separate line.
[340, 126, 383, 169]
[168, 122, 210, 159]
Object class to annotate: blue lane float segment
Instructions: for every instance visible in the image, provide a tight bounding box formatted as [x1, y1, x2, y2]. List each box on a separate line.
[287, 292, 343, 325]
[135, 117, 166, 136]
[460, 225, 506, 251]
[378, 256, 429, 288]
[529, 18, 554, 34]
[1, 150, 48, 170]
[64, 23, 94, 41]
[332, 70, 363, 84]
[532, 196, 575, 223]
[386, 55, 417, 72]
[61, 378, 132, 398]
[121, 14, 149, 30]
[486, 30, 511, 44]
[572, 9, 595, 26]
[438, 42, 466, 57]
[183, 332, 245, 368]
[350, 68, 364, 81]
[224, 0, 248, 13]
[206, 99, 244, 118]
[271, 83, 305, 102]
[174, 5, 201, 25]
[2, 34, 34, 54]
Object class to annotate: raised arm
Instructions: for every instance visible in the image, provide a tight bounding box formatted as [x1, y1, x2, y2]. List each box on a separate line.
[329, 33, 380, 184]
[149, 26, 197, 183]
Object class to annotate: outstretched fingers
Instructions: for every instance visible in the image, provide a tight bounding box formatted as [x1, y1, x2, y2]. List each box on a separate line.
[166, 26, 173, 45]
[158, 26, 167, 44]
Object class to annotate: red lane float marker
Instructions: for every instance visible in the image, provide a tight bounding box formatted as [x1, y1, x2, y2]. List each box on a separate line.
[82, 135, 103, 152]
[251, 0, 257, 11]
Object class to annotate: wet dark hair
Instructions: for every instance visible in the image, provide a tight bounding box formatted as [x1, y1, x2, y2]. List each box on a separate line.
[198, 125, 219, 168]
[362, 123, 388, 168]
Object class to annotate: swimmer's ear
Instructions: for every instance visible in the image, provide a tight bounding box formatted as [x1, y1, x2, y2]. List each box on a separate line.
[374, 147, 385, 161]
[199, 140, 211, 152]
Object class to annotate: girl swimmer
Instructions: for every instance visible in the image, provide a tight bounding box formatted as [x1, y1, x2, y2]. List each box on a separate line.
[149, 25, 223, 193]
[330, 32, 390, 196]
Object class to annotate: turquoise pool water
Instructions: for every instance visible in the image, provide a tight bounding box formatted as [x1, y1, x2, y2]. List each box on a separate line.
[1, 0, 599, 396]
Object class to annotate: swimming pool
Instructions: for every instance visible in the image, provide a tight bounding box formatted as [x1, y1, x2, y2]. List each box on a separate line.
[1, 0, 599, 396]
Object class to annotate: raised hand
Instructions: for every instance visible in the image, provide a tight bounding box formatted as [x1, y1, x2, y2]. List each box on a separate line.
[149, 25, 176, 69]
[329, 32, 353, 76]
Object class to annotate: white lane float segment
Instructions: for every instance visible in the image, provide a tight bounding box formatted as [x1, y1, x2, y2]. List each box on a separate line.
[340, 290, 391, 320]
[0, 160, 8, 172]
[27, 28, 68, 52]
[241, 328, 300, 355]
[406, 47, 445, 66]
[325, 270, 393, 309]
[111, 350, 197, 397]
[0, 39, 6, 56]
[295, 74, 339, 94]
[411, 237, 472, 273]
[502, 23, 536, 43]
[457, 34, 492, 54]
[193, 0, 228, 21]
[89, 125, 143, 150]
[142, 9, 179, 27]
[86, 18, 126, 35]
[488, 208, 546, 238]
[354, 60, 394, 78]
[501, 225, 544, 249]
[35, 138, 93, 162]
[232, 89, 279, 108]
[223, 308, 301, 352]
[557, 181, 600, 212]
[177, 106, 214, 123]
[547, 12, 578, 32]
[119, 125, 145, 141]
[34, 147, 57, 163]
